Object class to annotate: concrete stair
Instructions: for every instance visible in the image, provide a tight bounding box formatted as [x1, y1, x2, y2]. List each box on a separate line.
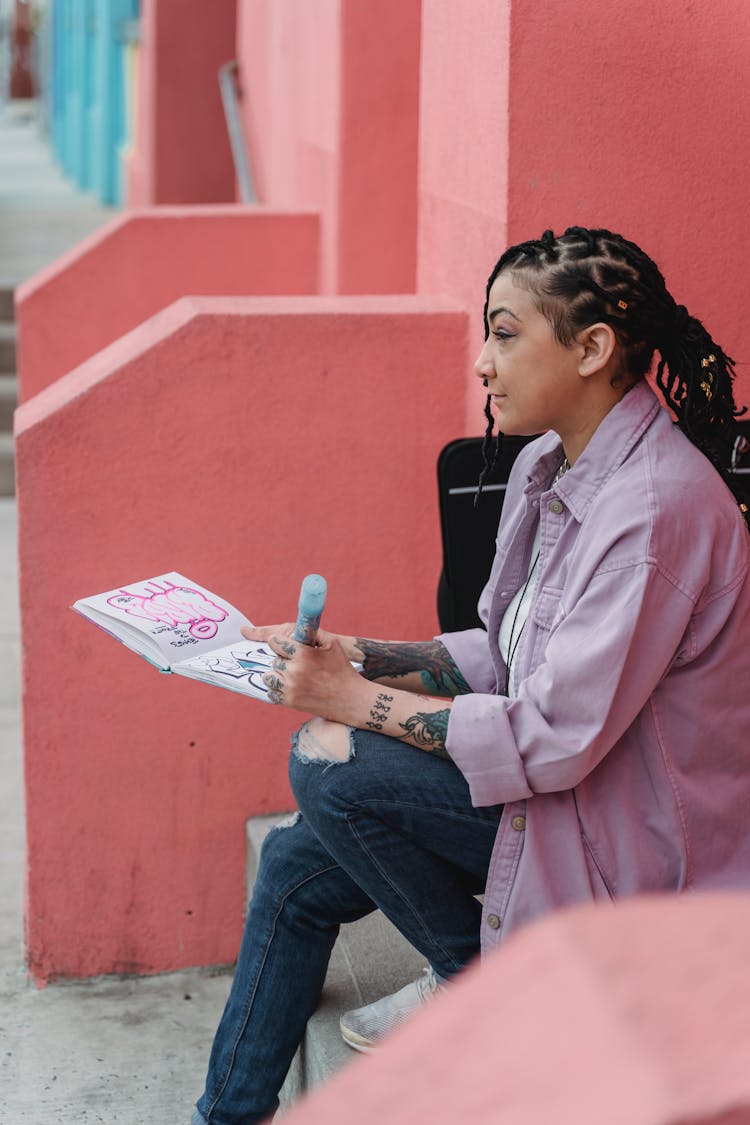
[0, 308, 16, 497]
[0, 102, 114, 502]
[0, 287, 13, 322]
[246, 814, 427, 1107]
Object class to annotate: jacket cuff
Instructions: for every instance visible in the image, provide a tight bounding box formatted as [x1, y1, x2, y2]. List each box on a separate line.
[435, 628, 497, 694]
[445, 693, 533, 807]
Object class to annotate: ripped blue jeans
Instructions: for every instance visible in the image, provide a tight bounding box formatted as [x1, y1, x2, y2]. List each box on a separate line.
[193, 726, 503, 1125]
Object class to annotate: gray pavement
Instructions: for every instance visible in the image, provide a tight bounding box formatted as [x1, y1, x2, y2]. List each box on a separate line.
[0, 102, 234, 1125]
[0, 100, 113, 288]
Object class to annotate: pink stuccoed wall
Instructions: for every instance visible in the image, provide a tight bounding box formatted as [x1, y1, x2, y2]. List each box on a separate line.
[417, 0, 511, 428]
[505, 0, 750, 408]
[126, 0, 237, 205]
[235, 0, 421, 295]
[14, 208, 319, 402]
[16, 295, 467, 982]
[280, 893, 750, 1125]
[414, 0, 750, 421]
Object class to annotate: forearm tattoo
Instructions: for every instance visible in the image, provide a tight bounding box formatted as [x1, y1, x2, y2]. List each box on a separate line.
[354, 639, 471, 696]
[366, 691, 394, 732]
[399, 709, 450, 753]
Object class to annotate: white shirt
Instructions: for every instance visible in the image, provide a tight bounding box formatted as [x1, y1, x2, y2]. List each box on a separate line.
[498, 523, 541, 697]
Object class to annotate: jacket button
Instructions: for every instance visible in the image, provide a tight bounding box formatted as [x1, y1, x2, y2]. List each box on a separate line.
[511, 815, 526, 831]
[486, 913, 501, 930]
[548, 499, 564, 514]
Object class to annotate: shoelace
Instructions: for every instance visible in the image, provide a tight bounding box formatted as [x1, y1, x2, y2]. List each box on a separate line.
[417, 966, 440, 999]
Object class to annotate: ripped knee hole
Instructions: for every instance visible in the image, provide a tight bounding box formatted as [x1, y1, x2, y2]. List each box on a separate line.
[292, 718, 355, 763]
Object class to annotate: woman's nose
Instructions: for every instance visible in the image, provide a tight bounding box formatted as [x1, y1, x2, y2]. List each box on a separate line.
[474, 342, 493, 380]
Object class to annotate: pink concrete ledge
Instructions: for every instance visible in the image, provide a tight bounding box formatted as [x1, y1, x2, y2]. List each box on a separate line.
[282, 892, 750, 1125]
[15, 294, 469, 982]
[14, 206, 320, 402]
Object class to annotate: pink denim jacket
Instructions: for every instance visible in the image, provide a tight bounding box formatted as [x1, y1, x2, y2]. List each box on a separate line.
[439, 381, 750, 953]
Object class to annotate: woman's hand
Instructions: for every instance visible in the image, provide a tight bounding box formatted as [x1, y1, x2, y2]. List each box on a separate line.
[241, 622, 295, 644]
[242, 625, 369, 721]
[242, 623, 454, 754]
[241, 623, 362, 663]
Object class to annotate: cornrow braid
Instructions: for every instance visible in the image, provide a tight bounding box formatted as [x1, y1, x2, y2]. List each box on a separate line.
[476, 226, 749, 527]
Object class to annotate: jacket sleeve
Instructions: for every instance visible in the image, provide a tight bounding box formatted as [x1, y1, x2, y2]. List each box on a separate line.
[435, 627, 498, 694]
[442, 559, 698, 806]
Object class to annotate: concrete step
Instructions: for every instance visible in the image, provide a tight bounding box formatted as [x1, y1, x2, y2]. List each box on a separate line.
[0, 434, 15, 497]
[246, 814, 426, 1106]
[0, 288, 14, 323]
[0, 324, 15, 374]
[0, 375, 18, 432]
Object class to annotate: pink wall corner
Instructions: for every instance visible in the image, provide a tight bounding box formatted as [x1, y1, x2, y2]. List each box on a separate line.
[236, 0, 341, 290]
[235, 0, 421, 297]
[233, 0, 271, 205]
[128, 0, 237, 205]
[336, 0, 420, 294]
[506, 0, 750, 408]
[16, 294, 468, 981]
[15, 207, 320, 401]
[417, 0, 512, 435]
[278, 892, 750, 1125]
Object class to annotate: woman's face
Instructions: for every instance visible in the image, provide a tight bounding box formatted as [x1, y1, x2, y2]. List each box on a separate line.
[474, 272, 584, 438]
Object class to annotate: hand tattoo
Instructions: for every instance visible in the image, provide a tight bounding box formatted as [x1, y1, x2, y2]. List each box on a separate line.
[266, 674, 284, 704]
[366, 692, 393, 732]
[399, 709, 450, 752]
[355, 640, 471, 696]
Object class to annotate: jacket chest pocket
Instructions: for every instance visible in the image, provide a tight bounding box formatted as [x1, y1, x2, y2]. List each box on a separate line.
[525, 586, 565, 671]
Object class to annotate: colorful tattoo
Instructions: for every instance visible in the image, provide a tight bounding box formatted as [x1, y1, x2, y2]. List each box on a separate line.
[354, 640, 471, 696]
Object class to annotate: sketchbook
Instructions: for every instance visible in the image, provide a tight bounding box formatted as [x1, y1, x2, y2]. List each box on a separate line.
[72, 572, 277, 702]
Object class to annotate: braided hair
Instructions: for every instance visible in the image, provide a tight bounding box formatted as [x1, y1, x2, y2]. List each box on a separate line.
[476, 226, 749, 528]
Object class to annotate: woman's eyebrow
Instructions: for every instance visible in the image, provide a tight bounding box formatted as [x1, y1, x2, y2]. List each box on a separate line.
[488, 305, 521, 324]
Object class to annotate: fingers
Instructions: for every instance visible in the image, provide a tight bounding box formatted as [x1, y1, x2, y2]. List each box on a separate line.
[261, 635, 301, 703]
[268, 634, 299, 659]
[241, 623, 295, 642]
[265, 672, 284, 705]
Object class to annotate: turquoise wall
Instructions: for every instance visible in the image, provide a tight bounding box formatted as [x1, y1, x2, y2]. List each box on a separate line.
[47, 0, 139, 204]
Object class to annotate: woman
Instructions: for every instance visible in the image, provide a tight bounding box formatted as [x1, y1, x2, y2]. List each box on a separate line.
[193, 227, 750, 1125]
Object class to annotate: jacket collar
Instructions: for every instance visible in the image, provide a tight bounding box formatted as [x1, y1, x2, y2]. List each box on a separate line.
[524, 381, 662, 523]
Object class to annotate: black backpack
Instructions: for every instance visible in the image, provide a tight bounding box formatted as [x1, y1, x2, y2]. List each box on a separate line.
[436, 435, 536, 632]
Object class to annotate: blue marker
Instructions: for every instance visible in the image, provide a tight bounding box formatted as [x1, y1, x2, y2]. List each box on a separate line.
[293, 574, 327, 645]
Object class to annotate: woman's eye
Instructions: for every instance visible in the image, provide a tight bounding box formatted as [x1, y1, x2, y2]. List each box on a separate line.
[493, 330, 514, 341]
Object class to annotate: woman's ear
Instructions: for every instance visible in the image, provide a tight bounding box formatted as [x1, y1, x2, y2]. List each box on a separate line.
[577, 323, 617, 378]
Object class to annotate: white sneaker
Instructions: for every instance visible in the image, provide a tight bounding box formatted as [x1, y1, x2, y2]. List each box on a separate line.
[339, 967, 442, 1053]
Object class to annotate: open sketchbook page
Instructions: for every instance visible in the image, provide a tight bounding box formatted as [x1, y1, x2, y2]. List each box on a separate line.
[74, 573, 252, 668]
[175, 642, 364, 702]
[174, 642, 276, 701]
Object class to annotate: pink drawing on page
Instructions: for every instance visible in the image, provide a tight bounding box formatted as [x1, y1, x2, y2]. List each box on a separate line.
[107, 580, 229, 641]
